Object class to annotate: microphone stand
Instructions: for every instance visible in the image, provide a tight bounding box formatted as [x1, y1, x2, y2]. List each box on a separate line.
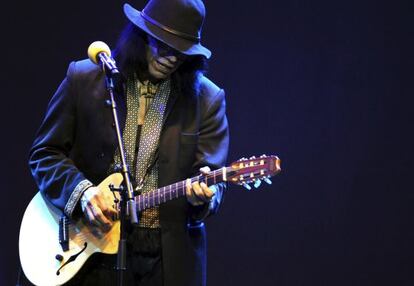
[102, 67, 138, 286]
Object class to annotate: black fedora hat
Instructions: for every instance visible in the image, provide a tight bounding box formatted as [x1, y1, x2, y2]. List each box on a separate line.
[123, 0, 211, 59]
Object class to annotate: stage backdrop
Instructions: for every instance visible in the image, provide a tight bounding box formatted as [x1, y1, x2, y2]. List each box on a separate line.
[2, 0, 413, 285]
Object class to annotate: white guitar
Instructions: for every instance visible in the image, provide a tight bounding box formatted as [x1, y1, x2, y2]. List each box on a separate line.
[19, 155, 281, 286]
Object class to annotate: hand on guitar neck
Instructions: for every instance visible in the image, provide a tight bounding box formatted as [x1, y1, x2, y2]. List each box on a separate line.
[186, 166, 217, 206]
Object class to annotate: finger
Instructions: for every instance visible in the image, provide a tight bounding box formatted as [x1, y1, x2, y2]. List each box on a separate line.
[100, 206, 117, 220]
[97, 195, 117, 217]
[189, 190, 204, 206]
[186, 178, 192, 197]
[199, 166, 211, 175]
[91, 227, 104, 239]
[200, 182, 215, 200]
[186, 179, 200, 206]
[85, 206, 96, 225]
[85, 205, 109, 233]
[192, 182, 209, 203]
[89, 204, 112, 231]
[102, 206, 118, 218]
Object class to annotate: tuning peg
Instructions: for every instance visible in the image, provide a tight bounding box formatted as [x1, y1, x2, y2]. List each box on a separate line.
[253, 179, 261, 189]
[242, 183, 252, 191]
[263, 177, 272, 185]
[249, 156, 256, 159]
[260, 154, 267, 158]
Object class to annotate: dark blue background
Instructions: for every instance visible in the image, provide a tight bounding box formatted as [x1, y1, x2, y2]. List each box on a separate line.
[2, 0, 413, 285]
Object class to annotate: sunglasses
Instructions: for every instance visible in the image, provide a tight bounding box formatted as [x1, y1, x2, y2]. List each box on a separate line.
[147, 35, 188, 61]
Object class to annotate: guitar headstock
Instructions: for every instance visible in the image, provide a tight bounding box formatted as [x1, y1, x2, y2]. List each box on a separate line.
[226, 155, 281, 190]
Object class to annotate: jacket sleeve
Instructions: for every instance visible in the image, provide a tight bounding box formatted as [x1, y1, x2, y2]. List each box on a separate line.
[190, 87, 230, 222]
[28, 62, 93, 218]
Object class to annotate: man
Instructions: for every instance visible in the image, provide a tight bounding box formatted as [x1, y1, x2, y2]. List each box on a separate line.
[28, 0, 229, 285]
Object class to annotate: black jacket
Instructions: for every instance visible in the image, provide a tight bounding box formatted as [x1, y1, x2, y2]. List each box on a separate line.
[29, 59, 229, 286]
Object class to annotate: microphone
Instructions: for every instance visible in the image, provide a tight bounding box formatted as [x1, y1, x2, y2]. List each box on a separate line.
[87, 41, 120, 77]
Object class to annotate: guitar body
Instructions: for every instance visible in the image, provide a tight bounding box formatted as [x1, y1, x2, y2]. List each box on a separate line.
[19, 173, 123, 286]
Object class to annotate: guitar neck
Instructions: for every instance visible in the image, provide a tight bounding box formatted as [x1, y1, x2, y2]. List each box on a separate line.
[135, 167, 228, 212]
[134, 155, 281, 211]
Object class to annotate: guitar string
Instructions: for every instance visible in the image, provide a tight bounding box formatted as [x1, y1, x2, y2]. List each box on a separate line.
[138, 166, 264, 201]
[133, 164, 267, 210]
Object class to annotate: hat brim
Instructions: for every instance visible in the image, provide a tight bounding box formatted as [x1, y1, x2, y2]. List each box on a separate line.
[123, 3, 211, 59]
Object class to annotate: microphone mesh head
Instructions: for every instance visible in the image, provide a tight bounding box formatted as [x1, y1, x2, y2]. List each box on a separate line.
[87, 41, 111, 64]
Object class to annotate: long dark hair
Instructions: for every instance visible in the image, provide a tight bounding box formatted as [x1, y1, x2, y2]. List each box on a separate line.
[113, 23, 208, 96]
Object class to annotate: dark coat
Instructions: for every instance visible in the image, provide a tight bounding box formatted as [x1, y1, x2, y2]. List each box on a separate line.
[29, 59, 229, 286]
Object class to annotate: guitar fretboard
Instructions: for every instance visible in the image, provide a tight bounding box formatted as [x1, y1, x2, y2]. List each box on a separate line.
[135, 167, 227, 211]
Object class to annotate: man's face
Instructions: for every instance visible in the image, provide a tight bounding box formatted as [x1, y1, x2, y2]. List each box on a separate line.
[146, 35, 187, 81]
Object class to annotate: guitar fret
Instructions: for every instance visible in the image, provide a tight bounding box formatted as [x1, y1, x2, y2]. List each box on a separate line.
[222, 167, 227, 181]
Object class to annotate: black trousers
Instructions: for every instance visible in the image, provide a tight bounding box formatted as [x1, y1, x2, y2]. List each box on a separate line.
[66, 227, 163, 286]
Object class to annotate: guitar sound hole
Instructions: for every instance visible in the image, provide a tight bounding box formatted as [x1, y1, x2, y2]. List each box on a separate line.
[56, 242, 88, 275]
